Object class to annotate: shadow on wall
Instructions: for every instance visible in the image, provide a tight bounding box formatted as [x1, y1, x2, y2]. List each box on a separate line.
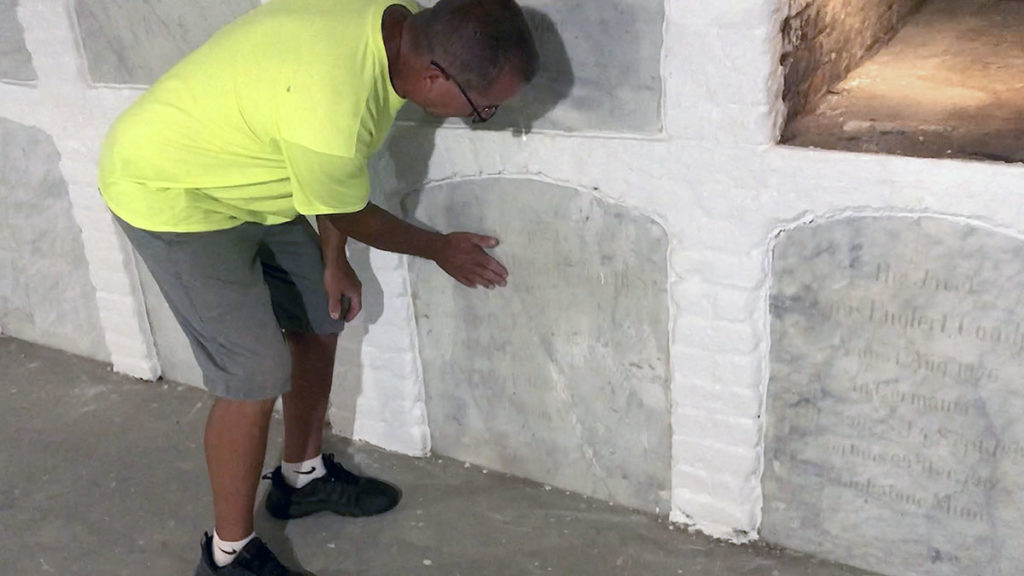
[477, 7, 575, 134]
[351, 4, 576, 322]
[329, 8, 574, 436]
[326, 125, 434, 436]
[399, 6, 575, 222]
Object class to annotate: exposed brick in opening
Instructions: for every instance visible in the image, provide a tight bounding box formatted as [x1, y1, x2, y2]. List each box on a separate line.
[781, 0, 926, 125]
[781, 0, 1024, 164]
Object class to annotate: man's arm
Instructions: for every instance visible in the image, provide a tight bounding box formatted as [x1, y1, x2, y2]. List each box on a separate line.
[325, 202, 508, 289]
[316, 215, 362, 321]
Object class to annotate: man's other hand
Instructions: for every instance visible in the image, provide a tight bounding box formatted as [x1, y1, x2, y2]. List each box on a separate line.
[434, 232, 508, 289]
[323, 259, 362, 321]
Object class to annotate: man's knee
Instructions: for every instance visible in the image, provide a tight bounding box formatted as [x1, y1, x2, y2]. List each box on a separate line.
[211, 394, 278, 416]
[285, 330, 338, 352]
[206, 343, 292, 400]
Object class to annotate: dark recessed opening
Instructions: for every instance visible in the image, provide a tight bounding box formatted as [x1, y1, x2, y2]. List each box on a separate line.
[781, 0, 1024, 164]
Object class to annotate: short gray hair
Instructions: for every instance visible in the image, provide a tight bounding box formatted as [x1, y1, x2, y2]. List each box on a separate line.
[410, 0, 540, 92]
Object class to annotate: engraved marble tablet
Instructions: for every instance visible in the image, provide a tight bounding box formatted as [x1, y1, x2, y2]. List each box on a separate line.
[407, 178, 671, 513]
[74, 0, 258, 85]
[0, 0, 36, 83]
[764, 216, 1024, 576]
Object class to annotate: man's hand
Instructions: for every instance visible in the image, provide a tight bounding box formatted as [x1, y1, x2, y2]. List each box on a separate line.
[318, 214, 362, 321]
[326, 205, 509, 289]
[434, 232, 508, 289]
[323, 258, 362, 321]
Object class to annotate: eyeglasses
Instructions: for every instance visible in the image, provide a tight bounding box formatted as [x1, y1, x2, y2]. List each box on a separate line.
[430, 60, 499, 123]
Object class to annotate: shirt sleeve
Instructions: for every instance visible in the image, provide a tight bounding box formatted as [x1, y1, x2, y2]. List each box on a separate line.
[282, 139, 370, 215]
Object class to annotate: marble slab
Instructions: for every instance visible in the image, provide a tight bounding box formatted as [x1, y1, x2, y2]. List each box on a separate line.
[398, 0, 663, 134]
[764, 216, 1024, 576]
[0, 0, 37, 83]
[0, 118, 107, 361]
[74, 0, 259, 85]
[406, 178, 671, 513]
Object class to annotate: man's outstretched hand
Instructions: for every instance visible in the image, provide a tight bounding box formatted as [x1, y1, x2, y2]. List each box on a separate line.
[325, 205, 507, 289]
[433, 232, 508, 289]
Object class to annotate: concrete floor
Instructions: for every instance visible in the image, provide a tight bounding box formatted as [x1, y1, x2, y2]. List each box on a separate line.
[784, 0, 1024, 163]
[1, 336, 878, 576]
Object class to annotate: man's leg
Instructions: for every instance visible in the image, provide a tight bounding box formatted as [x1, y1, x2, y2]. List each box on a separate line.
[260, 218, 400, 519]
[281, 331, 339, 463]
[264, 326, 399, 520]
[206, 397, 277, 540]
[111, 216, 306, 574]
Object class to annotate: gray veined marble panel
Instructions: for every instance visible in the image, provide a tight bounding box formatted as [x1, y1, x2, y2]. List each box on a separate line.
[765, 216, 1024, 576]
[398, 0, 663, 134]
[407, 178, 670, 513]
[74, 0, 259, 85]
[0, 0, 37, 83]
[0, 118, 107, 361]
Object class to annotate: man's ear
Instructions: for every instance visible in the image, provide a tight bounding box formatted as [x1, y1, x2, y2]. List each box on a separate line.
[421, 65, 446, 91]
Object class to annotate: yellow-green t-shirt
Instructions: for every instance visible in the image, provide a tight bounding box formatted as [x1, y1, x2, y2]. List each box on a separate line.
[99, 0, 415, 232]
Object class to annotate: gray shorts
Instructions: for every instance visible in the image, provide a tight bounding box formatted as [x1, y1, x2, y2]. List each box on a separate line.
[115, 215, 345, 400]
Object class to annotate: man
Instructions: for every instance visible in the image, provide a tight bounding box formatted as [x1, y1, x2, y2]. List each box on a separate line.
[97, 0, 539, 574]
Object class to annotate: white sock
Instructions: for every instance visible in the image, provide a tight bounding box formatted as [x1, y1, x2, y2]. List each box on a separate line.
[282, 454, 326, 489]
[212, 530, 255, 567]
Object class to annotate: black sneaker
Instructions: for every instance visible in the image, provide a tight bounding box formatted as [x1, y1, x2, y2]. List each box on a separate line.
[264, 453, 401, 519]
[193, 533, 310, 576]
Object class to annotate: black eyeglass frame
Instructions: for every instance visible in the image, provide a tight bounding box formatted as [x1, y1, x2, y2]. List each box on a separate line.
[430, 60, 498, 123]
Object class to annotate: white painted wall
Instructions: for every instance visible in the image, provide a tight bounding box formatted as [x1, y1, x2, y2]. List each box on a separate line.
[4, 0, 1024, 542]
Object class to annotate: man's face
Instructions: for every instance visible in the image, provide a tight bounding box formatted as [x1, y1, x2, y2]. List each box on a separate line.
[419, 69, 524, 122]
